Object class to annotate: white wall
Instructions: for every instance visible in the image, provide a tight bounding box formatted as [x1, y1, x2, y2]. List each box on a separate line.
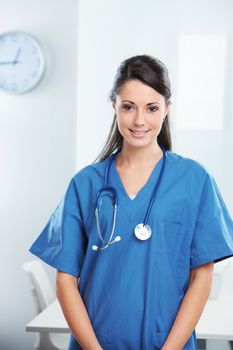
[0, 1, 78, 349]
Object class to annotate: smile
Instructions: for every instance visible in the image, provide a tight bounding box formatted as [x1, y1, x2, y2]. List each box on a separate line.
[129, 129, 150, 137]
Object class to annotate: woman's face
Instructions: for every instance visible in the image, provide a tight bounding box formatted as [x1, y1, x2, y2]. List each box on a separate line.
[112, 79, 170, 149]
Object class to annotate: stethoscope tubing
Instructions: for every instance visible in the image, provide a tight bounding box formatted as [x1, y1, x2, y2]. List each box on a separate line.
[95, 186, 118, 208]
[143, 148, 167, 225]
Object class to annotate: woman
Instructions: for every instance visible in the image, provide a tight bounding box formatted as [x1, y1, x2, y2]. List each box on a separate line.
[29, 55, 233, 350]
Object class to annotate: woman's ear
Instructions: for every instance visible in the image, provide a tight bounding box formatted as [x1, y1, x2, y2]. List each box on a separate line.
[112, 102, 116, 110]
[167, 100, 172, 113]
[163, 102, 172, 122]
[164, 101, 171, 118]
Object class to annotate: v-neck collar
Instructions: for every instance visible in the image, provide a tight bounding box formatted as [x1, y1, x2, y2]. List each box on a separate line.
[109, 153, 165, 222]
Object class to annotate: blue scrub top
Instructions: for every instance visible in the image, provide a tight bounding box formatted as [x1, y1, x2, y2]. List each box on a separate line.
[29, 150, 233, 350]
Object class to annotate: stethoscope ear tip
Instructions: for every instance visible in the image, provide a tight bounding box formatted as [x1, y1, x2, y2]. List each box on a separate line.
[92, 236, 121, 252]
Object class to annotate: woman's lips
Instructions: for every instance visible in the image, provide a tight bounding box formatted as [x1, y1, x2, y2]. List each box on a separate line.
[129, 129, 150, 137]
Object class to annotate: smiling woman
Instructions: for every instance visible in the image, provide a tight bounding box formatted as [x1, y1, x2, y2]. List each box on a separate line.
[29, 54, 233, 350]
[95, 55, 172, 162]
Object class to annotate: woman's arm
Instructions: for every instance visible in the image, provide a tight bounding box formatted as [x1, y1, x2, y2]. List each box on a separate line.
[56, 271, 103, 350]
[161, 261, 214, 350]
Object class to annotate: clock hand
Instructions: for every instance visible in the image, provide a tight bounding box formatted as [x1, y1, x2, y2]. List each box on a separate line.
[12, 47, 22, 65]
[0, 60, 21, 65]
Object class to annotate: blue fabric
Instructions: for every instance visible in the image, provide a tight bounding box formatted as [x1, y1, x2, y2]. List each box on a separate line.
[29, 151, 233, 350]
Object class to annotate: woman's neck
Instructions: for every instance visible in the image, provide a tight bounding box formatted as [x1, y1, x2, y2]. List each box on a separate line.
[116, 142, 162, 168]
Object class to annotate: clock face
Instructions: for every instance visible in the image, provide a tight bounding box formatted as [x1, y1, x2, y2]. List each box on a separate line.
[0, 31, 45, 94]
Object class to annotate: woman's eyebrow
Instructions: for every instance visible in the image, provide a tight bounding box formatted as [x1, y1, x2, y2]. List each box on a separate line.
[121, 99, 160, 105]
[147, 102, 160, 106]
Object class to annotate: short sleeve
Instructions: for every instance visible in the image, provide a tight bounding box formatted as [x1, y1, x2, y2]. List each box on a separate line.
[29, 178, 87, 277]
[190, 173, 233, 269]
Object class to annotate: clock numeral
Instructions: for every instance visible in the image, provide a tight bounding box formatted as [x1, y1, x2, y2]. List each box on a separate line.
[31, 71, 38, 78]
[11, 34, 18, 42]
[31, 46, 36, 54]
[0, 78, 6, 87]
[11, 83, 18, 91]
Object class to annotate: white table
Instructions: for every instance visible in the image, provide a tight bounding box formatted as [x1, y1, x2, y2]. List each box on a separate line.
[26, 297, 233, 340]
[26, 299, 70, 333]
[196, 297, 233, 340]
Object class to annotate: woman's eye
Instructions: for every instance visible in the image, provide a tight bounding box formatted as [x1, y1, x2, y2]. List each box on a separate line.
[148, 106, 158, 112]
[121, 104, 133, 111]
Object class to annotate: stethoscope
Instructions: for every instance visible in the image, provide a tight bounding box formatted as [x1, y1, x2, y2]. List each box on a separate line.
[92, 147, 167, 251]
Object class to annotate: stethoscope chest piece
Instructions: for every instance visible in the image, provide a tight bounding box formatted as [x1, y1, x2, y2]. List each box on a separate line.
[134, 223, 152, 241]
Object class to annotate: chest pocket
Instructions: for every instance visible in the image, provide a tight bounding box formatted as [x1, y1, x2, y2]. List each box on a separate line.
[155, 220, 190, 278]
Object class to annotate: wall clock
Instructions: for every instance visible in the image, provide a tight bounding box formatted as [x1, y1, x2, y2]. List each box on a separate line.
[0, 31, 45, 94]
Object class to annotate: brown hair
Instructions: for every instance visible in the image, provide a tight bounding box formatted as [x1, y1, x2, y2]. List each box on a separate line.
[93, 54, 172, 163]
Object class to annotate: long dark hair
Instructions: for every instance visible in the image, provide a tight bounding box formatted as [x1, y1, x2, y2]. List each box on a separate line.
[94, 54, 172, 163]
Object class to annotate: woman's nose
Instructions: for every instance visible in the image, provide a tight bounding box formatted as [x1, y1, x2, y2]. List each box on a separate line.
[134, 110, 145, 126]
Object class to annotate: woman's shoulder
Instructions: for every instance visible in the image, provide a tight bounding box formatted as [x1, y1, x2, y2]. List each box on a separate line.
[71, 157, 109, 184]
[166, 150, 210, 178]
